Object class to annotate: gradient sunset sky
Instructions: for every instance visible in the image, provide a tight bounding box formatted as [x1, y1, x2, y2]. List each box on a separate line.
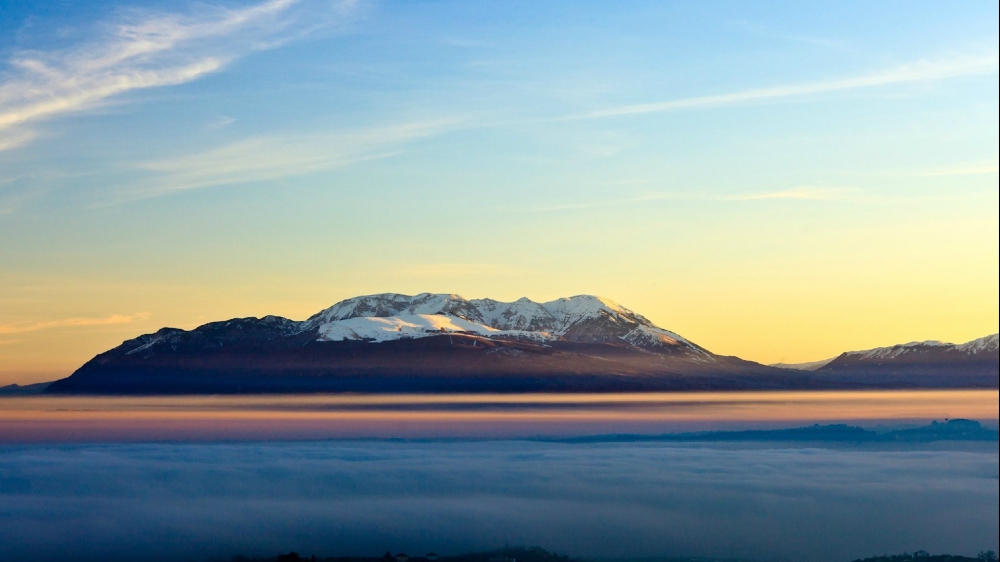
[1, 0, 997, 384]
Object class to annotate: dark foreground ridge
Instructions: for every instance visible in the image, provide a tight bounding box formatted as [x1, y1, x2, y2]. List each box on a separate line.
[40, 293, 999, 394]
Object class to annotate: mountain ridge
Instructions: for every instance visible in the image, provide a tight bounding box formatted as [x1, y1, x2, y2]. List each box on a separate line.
[838, 333, 998, 361]
[42, 293, 999, 394]
[769, 334, 998, 372]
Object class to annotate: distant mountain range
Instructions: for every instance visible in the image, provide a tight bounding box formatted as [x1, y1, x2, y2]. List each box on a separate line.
[771, 334, 998, 386]
[41, 293, 998, 394]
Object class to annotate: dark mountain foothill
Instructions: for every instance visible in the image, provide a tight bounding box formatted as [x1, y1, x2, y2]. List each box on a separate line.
[42, 293, 999, 395]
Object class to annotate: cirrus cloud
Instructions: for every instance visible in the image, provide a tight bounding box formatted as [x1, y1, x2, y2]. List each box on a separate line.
[731, 185, 856, 201]
[0, 312, 151, 335]
[567, 53, 999, 120]
[0, 0, 356, 151]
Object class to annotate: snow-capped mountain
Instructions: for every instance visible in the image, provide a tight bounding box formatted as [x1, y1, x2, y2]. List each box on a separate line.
[301, 293, 708, 354]
[42, 294, 999, 394]
[108, 293, 709, 361]
[770, 335, 999, 381]
[828, 333, 998, 363]
[806, 333, 999, 387]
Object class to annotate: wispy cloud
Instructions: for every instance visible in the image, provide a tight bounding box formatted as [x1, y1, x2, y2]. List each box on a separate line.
[530, 187, 850, 212]
[529, 193, 686, 213]
[205, 115, 237, 131]
[116, 119, 461, 201]
[781, 34, 851, 51]
[0, 312, 151, 335]
[909, 162, 1000, 177]
[395, 263, 530, 278]
[727, 20, 853, 53]
[731, 186, 853, 201]
[570, 53, 999, 120]
[0, 129, 38, 152]
[867, 159, 1000, 179]
[0, 0, 354, 151]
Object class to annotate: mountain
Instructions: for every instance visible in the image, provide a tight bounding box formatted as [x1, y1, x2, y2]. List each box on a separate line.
[0, 381, 52, 396]
[810, 334, 999, 387]
[43, 294, 999, 394]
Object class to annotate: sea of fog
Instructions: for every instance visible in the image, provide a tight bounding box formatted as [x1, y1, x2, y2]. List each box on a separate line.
[0, 391, 997, 562]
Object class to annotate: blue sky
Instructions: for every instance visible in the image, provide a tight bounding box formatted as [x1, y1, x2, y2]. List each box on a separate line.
[0, 0, 998, 382]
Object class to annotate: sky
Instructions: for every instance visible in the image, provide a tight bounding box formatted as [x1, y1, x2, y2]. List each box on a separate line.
[0, 0, 998, 384]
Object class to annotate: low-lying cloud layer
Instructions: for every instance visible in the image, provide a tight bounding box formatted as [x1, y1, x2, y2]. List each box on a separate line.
[0, 441, 996, 562]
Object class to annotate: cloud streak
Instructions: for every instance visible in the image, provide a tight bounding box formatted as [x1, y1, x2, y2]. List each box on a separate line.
[731, 186, 853, 201]
[0, 312, 150, 335]
[529, 186, 852, 212]
[528, 193, 689, 213]
[115, 119, 461, 201]
[910, 162, 1000, 177]
[394, 263, 532, 278]
[0, 0, 351, 151]
[570, 53, 999, 119]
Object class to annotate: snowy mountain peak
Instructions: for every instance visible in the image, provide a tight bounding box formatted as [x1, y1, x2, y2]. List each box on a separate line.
[840, 333, 999, 361]
[301, 293, 705, 355]
[844, 340, 945, 361]
[956, 333, 999, 354]
[304, 293, 480, 326]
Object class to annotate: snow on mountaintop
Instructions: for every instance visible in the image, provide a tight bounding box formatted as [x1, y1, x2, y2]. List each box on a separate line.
[305, 293, 646, 329]
[314, 314, 545, 343]
[304, 293, 706, 354]
[845, 340, 948, 360]
[956, 333, 999, 354]
[842, 333, 999, 360]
